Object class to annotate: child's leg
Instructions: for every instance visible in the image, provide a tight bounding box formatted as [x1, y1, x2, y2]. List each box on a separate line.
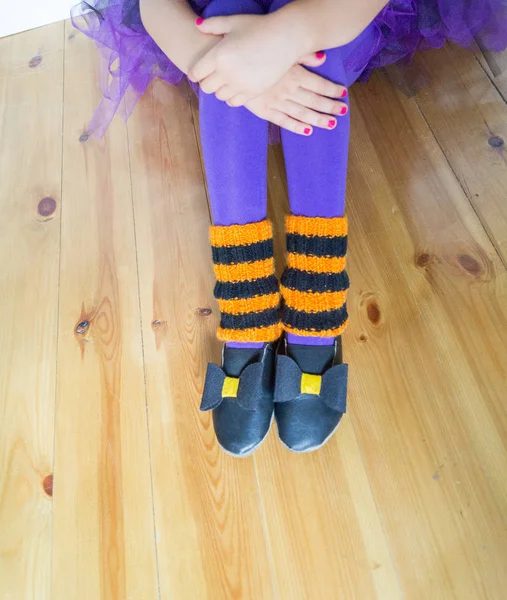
[269, 0, 375, 348]
[200, 0, 281, 348]
[200, 0, 268, 228]
[281, 45, 350, 347]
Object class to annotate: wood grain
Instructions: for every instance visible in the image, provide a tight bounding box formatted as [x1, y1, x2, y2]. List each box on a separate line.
[250, 146, 403, 600]
[0, 23, 63, 600]
[410, 45, 507, 263]
[343, 71, 507, 599]
[127, 79, 276, 599]
[474, 46, 507, 99]
[50, 22, 158, 600]
[1, 20, 507, 600]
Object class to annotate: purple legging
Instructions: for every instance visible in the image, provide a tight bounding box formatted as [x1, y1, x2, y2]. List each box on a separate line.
[199, 0, 376, 347]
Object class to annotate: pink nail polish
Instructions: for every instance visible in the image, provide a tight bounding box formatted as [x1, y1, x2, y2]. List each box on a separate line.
[304, 127, 311, 135]
[328, 119, 336, 128]
[196, 17, 204, 25]
[315, 51, 325, 59]
[341, 89, 348, 98]
[340, 106, 348, 115]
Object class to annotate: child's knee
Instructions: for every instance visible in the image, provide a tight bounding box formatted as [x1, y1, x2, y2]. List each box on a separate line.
[267, 0, 292, 13]
[202, 0, 265, 18]
[306, 47, 348, 87]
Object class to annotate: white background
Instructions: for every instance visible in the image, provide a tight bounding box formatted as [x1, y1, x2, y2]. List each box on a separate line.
[1, 0, 78, 38]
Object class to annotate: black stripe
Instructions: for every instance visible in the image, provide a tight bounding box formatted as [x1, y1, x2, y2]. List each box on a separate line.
[220, 307, 280, 331]
[214, 275, 279, 300]
[282, 304, 348, 332]
[212, 238, 273, 265]
[281, 269, 349, 293]
[286, 233, 347, 258]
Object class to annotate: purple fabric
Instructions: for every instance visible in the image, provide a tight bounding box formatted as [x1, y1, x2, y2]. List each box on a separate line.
[286, 334, 336, 345]
[72, 0, 507, 138]
[227, 341, 265, 348]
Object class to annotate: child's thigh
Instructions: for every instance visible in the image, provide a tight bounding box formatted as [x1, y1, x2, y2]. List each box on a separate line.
[202, 0, 266, 18]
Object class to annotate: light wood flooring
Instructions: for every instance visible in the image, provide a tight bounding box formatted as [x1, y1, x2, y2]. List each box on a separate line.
[1, 20, 506, 600]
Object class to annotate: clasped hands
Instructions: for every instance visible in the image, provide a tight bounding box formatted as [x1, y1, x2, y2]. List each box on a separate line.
[188, 14, 348, 135]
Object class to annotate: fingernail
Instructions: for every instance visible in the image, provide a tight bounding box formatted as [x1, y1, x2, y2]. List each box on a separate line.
[328, 119, 336, 128]
[315, 51, 325, 59]
[341, 89, 348, 98]
[304, 127, 311, 135]
[340, 106, 348, 115]
[196, 17, 204, 25]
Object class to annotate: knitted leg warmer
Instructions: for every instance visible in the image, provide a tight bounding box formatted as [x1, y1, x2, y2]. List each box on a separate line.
[210, 219, 282, 342]
[281, 215, 349, 337]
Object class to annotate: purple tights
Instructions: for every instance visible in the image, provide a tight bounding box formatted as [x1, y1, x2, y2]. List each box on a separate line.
[199, 0, 376, 348]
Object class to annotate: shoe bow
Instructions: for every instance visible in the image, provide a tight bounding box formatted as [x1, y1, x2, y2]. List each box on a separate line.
[274, 354, 348, 413]
[200, 361, 265, 412]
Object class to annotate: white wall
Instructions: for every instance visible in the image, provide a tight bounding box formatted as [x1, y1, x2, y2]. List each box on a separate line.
[1, 0, 79, 38]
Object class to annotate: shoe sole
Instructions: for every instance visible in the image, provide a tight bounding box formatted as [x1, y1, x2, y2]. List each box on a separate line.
[218, 412, 274, 459]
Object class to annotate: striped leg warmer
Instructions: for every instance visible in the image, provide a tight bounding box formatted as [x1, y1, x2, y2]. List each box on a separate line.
[210, 219, 282, 343]
[281, 215, 349, 337]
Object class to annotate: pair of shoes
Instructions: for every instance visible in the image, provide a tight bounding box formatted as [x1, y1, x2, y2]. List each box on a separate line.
[200, 334, 348, 457]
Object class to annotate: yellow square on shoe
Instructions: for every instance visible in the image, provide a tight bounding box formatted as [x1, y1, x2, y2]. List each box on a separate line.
[300, 373, 322, 396]
[222, 376, 240, 398]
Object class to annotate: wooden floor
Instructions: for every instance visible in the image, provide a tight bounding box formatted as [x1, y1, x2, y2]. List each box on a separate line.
[1, 20, 506, 600]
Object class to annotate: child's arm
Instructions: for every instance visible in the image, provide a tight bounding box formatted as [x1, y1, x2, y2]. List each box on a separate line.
[139, 0, 220, 74]
[191, 0, 389, 102]
[140, 0, 347, 135]
[271, 0, 390, 51]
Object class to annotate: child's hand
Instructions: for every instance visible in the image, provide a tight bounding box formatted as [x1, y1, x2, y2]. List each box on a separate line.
[244, 65, 348, 136]
[188, 14, 307, 105]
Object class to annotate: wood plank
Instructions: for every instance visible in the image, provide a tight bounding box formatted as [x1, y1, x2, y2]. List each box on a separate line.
[407, 45, 507, 263]
[127, 79, 276, 599]
[251, 146, 402, 600]
[0, 23, 63, 600]
[341, 72, 507, 599]
[474, 46, 507, 99]
[51, 23, 159, 600]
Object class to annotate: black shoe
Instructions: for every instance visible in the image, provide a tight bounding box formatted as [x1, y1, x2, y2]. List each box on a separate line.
[200, 343, 276, 457]
[274, 336, 348, 453]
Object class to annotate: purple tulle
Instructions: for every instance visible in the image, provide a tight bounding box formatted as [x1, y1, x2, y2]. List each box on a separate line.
[71, 0, 507, 138]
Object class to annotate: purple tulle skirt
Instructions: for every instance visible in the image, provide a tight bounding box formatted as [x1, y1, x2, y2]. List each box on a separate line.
[71, 0, 507, 137]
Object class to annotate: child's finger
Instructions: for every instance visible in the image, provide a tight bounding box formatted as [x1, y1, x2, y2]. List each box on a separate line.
[267, 110, 313, 136]
[281, 99, 337, 130]
[293, 89, 348, 116]
[188, 52, 216, 83]
[200, 74, 224, 94]
[299, 51, 327, 68]
[300, 69, 348, 100]
[215, 85, 235, 102]
[195, 16, 236, 35]
[226, 94, 248, 107]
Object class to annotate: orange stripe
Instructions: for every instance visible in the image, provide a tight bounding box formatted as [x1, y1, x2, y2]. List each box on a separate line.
[217, 322, 282, 343]
[282, 319, 349, 338]
[210, 220, 272, 248]
[280, 285, 346, 313]
[287, 253, 346, 274]
[286, 215, 348, 238]
[218, 293, 280, 316]
[213, 258, 274, 283]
